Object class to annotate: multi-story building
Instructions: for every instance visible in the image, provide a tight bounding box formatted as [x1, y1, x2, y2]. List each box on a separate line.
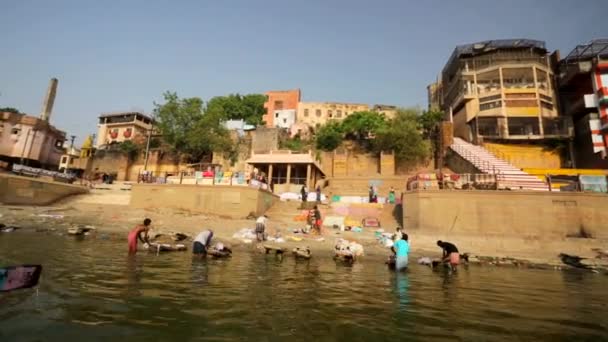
[0, 78, 66, 169]
[0, 111, 66, 169]
[427, 79, 443, 111]
[430, 39, 569, 144]
[263, 89, 300, 128]
[372, 104, 398, 118]
[95, 111, 154, 148]
[557, 39, 608, 168]
[296, 102, 370, 128]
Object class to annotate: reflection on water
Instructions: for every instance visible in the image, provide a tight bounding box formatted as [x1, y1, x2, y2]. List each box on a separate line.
[0, 232, 607, 341]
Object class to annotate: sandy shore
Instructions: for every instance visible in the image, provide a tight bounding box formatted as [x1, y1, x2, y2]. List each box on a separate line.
[1, 192, 607, 272]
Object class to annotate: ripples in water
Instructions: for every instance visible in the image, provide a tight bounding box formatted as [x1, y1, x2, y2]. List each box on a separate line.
[0, 232, 607, 341]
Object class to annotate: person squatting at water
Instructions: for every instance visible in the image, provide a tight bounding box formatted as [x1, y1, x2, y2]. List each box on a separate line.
[193, 230, 214, 256]
[437, 240, 460, 271]
[128, 218, 152, 254]
[391, 233, 410, 271]
[255, 215, 268, 242]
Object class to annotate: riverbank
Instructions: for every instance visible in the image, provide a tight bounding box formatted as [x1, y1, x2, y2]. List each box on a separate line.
[2, 199, 607, 272]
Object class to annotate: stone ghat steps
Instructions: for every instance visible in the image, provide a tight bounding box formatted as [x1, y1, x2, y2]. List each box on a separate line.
[450, 138, 549, 191]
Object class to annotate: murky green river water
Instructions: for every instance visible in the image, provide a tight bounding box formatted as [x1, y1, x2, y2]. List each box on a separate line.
[0, 231, 607, 341]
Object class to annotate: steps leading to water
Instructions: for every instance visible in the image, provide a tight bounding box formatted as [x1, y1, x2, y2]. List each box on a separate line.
[450, 138, 550, 191]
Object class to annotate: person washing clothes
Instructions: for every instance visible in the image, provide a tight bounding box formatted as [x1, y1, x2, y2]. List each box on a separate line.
[127, 218, 151, 254]
[437, 240, 460, 271]
[391, 233, 410, 271]
[193, 230, 214, 255]
[255, 215, 268, 242]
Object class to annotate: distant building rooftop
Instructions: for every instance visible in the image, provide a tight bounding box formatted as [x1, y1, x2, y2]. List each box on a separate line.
[563, 39, 608, 63]
[99, 111, 154, 121]
[444, 39, 547, 73]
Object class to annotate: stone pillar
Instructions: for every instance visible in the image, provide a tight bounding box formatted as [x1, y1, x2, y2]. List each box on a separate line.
[306, 164, 311, 189]
[286, 163, 291, 185]
[268, 164, 273, 185]
[40, 78, 58, 122]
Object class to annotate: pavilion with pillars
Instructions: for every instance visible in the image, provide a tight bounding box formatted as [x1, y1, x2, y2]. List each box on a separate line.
[246, 150, 325, 189]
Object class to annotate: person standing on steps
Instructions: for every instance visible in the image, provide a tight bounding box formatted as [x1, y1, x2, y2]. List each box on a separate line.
[388, 186, 396, 204]
[300, 185, 308, 204]
[313, 205, 322, 235]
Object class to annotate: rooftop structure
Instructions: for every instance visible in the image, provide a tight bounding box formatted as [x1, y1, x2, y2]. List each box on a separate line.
[430, 38, 570, 144]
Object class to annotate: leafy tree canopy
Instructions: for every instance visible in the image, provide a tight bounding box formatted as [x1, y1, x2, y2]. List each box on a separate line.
[206, 93, 266, 126]
[315, 121, 343, 151]
[153, 91, 232, 162]
[0, 107, 20, 114]
[373, 108, 430, 164]
[418, 109, 444, 138]
[341, 111, 388, 140]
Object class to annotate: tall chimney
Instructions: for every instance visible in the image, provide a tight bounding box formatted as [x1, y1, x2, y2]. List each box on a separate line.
[40, 78, 58, 122]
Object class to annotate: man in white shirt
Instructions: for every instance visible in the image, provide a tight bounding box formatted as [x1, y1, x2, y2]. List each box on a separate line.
[193, 229, 214, 255]
[255, 215, 268, 242]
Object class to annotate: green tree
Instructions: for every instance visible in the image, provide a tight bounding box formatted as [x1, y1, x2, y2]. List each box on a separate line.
[373, 108, 430, 165]
[206, 93, 266, 126]
[0, 107, 20, 114]
[341, 111, 388, 140]
[118, 140, 141, 161]
[418, 109, 444, 138]
[153, 91, 231, 162]
[315, 121, 343, 151]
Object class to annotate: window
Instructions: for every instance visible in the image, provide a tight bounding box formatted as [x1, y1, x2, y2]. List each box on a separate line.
[541, 101, 554, 111]
[274, 101, 284, 110]
[336, 110, 342, 118]
[283, 118, 287, 124]
[304, 109, 309, 117]
[479, 100, 502, 111]
[61, 156, 68, 164]
[328, 110, 333, 118]
[55, 140, 64, 148]
[275, 112, 279, 118]
[315, 109, 321, 117]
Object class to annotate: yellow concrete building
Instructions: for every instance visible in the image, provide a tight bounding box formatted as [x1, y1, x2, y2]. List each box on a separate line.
[429, 39, 571, 143]
[95, 112, 154, 148]
[296, 102, 369, 127]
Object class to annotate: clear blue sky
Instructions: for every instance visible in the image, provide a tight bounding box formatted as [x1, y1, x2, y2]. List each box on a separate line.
[1, 0, 605, 143]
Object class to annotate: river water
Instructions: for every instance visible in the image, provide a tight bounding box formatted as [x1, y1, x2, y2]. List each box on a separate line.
[0, 232, 607, 341]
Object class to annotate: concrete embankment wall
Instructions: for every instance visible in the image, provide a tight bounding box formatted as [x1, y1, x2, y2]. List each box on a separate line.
[403, 190, 608, 239]
[0, 173, 88, 205]
[130, 184, 278, 218]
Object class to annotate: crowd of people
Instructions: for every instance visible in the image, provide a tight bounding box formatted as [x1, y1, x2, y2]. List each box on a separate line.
[127, 218, 460, 273]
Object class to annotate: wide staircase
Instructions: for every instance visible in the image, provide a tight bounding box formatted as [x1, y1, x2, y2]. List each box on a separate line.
[450, 138, 550, 191]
